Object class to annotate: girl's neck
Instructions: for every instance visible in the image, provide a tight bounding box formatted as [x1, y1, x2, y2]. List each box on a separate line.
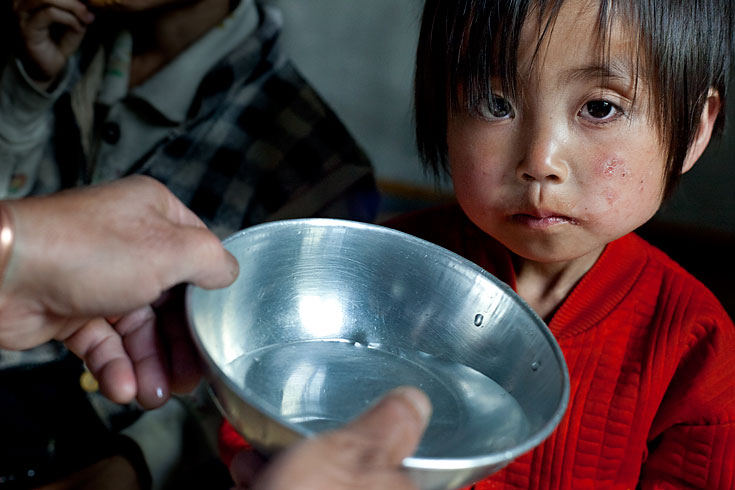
[128, 0, 232, 88]
[512, 248, 603, 321]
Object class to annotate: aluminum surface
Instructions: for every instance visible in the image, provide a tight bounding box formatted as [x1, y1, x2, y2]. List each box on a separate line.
[187, 218, 569, 490]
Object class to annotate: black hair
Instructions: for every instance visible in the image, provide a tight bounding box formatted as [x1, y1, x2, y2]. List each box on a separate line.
[414, 0, 734, 198]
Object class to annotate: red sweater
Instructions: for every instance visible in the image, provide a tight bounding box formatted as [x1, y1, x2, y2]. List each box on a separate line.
[389, 205, 735, 489]
[219, 205, 735, 489]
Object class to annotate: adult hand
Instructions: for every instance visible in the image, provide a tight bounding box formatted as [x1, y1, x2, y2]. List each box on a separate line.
[12, 0, 95, 86]
[0, 175, 238, 406]
[231, 387, 432, 490]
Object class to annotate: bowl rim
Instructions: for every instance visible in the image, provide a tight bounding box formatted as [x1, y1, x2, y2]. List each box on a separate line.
[186, 217, 570, 471]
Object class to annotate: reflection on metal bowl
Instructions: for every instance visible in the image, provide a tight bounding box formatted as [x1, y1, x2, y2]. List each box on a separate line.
[187, 218, 569, 490]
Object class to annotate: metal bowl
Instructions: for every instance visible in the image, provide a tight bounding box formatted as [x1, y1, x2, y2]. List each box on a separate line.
[186, 218, 569, 490]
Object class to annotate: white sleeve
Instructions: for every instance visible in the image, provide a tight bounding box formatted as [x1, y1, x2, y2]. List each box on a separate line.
[0, 58, 73, 198]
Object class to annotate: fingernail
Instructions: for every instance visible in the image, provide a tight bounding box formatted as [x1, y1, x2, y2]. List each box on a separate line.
[388, 386, 432, 426]
[226, 251, 240, 281]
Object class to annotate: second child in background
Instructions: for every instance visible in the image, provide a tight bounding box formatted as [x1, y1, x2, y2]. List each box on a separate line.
[0, 0, 379, 487]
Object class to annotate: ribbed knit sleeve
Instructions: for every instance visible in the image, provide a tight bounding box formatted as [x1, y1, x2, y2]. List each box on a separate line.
[641, 422, 735, 488]
[639, 288, 735, 489]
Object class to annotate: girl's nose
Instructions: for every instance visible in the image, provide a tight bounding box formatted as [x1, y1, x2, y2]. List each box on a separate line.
[516, 131, 570, 184]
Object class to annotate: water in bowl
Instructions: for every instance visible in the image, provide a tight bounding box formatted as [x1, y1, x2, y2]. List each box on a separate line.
[224, 339, 530, 458]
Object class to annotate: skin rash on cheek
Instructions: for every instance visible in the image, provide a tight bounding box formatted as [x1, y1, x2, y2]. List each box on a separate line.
[593, 156, 662, 223]
[595, 157, 629, 206]
[601, 158, 629, 179]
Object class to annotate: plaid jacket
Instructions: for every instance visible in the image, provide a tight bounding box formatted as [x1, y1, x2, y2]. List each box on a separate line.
[1, 3, 379, 368]
[0, 4, 378, 486]
[51, 4, 378, 238]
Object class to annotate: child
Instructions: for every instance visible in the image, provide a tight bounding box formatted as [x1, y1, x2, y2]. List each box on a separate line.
[220, 0, 734, 487]
[389, 0, 735, 488]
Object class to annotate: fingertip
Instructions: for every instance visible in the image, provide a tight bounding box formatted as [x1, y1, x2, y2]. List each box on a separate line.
[208, 246, 239, 288]
[384, 387, 432, 429]
[345, 386, 432, 463]
[97, 359, 137, 404]
[225, 250, 240, 283]
[133, 354, 171, 408]
[137, 382, 170, 409]
[114, 306, 172, 408]
[180, 229, 238, 290]
[358, 386, 432, 433]
[79, 3, 96, 24]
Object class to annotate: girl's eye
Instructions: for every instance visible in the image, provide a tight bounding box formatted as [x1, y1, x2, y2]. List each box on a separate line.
[477, 95, 515, 120]
[580, 100, 620, 121]
[489, 96, 513, 118]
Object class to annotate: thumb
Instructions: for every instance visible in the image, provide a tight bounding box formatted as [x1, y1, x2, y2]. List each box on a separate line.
[245, 388, 431, 490]
[341, 386, 432, 466]
[168, 226, 239, 290]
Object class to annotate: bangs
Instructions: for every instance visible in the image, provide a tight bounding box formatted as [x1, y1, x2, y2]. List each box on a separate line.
[415, 0, 631, 175]
[448, 1, 577, 114]
[415, 0, 732, 196]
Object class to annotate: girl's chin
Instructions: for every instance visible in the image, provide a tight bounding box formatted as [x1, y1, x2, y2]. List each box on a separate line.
[500, 235, 605, 265]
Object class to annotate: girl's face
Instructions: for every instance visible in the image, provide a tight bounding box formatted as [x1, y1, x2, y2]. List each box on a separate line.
[448, 0, 667, 267]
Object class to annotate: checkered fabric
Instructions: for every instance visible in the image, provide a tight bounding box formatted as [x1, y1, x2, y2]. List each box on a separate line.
[51, 3, 379, 238]
[0, 4, 379, 486]
[1, 2, 379, 366]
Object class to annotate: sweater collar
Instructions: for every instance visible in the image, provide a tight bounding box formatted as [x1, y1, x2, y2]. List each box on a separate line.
[547, 234, 648, 338]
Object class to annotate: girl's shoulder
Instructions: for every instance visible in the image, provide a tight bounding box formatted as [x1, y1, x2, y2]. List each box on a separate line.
[616, 232, 732, 327]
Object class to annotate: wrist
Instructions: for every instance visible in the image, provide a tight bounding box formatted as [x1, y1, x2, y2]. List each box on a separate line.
[6, 56, 71, 102]
[0, 199, 38, 303]
[0, 197, 57, 305]
[14, 56, 66, 94]
[0, 59, 68, 142]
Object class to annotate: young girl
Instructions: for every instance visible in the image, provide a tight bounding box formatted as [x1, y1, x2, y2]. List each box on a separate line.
[389, 0, 735, 487]
[220, 0, 733, 487]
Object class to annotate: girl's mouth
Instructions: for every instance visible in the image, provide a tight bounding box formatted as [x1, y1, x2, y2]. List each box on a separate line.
[511, 213, 579, 229]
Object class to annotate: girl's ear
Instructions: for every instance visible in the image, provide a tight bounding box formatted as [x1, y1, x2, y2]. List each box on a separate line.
[682, 89, 721, 174]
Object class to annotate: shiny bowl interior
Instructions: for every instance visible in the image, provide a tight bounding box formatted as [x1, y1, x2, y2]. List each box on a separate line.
[187, 218, 569, 490]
